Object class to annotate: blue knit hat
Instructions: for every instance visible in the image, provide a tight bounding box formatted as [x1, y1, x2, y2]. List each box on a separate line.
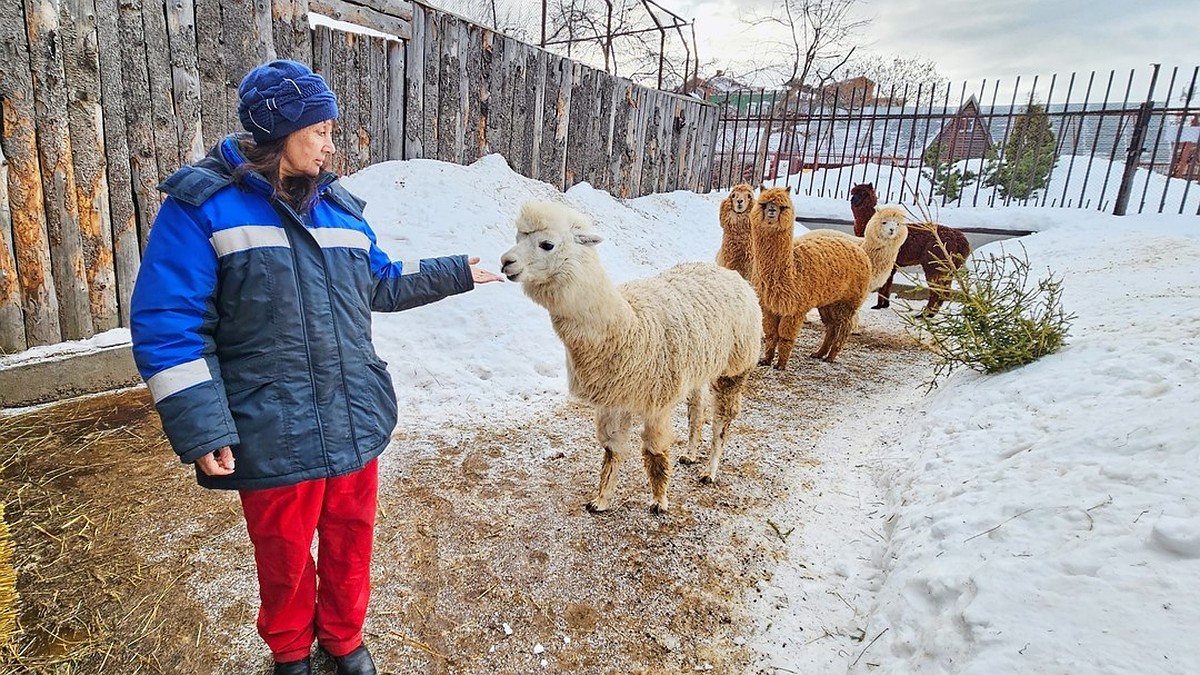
[237, 60, 339, 143]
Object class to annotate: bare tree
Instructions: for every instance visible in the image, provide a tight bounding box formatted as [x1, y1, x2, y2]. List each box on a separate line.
[743, 0, 868, 89]
[432, 0, 539, 41]
[542, 0, 641, 74]
[741, 0, 869, 184]
[436, 0, 696, 89]
[849, 54, 945, 104]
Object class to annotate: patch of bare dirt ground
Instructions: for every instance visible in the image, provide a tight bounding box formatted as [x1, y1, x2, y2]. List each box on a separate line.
[0, 313, 933, 674]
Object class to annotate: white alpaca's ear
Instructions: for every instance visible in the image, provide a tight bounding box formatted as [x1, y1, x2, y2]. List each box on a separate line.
[575, 233, 603, 247]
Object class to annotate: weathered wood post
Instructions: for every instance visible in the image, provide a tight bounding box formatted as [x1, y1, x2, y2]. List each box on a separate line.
[26, 0, 94, 341]
[94, 0, 139, 325]
[166, 0, 206, 164]
[0, 142, 28, 352]
[1, 2, 60, 346]
[63, 0, 119, 333]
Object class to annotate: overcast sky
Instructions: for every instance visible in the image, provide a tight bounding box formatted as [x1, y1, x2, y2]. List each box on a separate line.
[677, 0, 1200, 95]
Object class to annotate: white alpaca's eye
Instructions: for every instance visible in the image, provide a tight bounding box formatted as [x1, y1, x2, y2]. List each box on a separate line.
[539, 241, 555, 251]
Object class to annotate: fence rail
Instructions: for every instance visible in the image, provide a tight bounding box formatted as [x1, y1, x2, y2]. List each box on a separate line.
[709, 65, 1200, 217]
[0, 0, 718, 354]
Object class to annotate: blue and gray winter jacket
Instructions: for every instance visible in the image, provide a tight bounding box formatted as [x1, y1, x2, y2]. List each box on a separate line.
[130, 134, 473, 490]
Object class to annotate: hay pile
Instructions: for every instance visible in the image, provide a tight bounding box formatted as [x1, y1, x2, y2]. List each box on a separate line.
[0, 500, 15, 646]
[0, 388, 231, 673]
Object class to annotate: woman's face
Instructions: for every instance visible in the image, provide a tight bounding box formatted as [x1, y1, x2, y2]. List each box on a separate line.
[279, 119, 336, 178]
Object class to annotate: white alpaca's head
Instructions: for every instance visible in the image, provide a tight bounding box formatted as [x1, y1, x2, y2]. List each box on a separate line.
[867, 206, 909, 241]
[500, 201, 604, 288]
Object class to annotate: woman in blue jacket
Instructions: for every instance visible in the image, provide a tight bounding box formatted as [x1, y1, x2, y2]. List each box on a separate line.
[130, 60, 502, 675]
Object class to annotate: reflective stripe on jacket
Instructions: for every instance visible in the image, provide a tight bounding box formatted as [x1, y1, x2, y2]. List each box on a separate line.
[131, 134, 473, 490]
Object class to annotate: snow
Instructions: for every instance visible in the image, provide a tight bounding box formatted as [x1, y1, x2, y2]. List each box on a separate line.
[307, 11, 401, 41]
[0, 327, 129, 370]
[11, 151, 1200, 673]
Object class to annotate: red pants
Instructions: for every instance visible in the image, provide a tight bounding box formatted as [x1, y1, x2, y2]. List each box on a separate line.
[239, 460, 378, 663]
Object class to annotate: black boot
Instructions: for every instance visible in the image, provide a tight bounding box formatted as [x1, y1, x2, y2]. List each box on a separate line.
[272, 656, 311, 675]
[332, 644, 377, 675]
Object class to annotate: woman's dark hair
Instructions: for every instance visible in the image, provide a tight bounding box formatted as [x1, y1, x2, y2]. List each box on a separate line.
[233, 135, 320, 209]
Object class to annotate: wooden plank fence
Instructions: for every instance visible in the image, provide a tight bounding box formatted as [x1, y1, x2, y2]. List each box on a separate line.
[0, 0, 719, 354]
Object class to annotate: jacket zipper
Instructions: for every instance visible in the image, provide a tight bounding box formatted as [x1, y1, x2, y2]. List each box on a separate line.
[309, 179, 363, 462]
[276, 199, 334, 476]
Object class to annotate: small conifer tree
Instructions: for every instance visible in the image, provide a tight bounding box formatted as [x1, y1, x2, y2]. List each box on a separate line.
[901, 242, 1075, 390]
[987, 103, 1058, 200]
[922, 141, 977, 202]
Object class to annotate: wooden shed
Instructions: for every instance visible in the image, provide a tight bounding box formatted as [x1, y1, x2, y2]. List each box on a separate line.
[924, 95, 994, 162]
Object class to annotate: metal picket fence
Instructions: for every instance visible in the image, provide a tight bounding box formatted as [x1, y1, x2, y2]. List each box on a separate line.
[709, 64, 1200, 217]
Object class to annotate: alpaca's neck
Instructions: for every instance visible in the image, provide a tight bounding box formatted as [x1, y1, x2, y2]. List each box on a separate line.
[721, 213, 751, 255]
[751, 220, 799, 290]
[852, 200, 876, 233]
[527, 258, 632, 347]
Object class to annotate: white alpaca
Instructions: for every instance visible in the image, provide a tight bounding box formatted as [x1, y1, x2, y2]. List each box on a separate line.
[500, 201, 763, 513]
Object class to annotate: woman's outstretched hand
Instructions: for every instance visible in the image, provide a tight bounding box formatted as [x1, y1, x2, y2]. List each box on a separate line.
[468, 256, 504, 284]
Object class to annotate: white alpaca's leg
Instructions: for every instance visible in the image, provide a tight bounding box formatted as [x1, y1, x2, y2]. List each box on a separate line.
[640, 412, 674, 513]
[703, 372, 748, 484]
[679, 386, 708, 465]
[587, 407, 633, 513]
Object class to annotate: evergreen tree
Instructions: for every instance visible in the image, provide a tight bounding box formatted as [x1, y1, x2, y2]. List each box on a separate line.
[987, 103, 1058, 200]
[922, 140, 976, 202]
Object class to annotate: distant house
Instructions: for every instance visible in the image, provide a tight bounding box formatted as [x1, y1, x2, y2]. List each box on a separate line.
[818, 76, 875, 107]
[923, 96, 994, 163]
[1170, 114, 1200, 180]
[681, 70, 747, 99]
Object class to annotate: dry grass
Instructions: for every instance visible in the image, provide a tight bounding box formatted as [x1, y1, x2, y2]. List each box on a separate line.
[0, 390, 237, 674]
[0, 502, 15, 649]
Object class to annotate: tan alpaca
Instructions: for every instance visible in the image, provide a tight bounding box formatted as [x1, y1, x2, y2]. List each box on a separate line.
[501, 201, 763, 513]
[750, 188, 871, 367]
[801, 205, 909, 292]
[717, 183, 755, 281]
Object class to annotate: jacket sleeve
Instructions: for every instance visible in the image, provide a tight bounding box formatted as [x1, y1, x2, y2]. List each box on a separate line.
[366, 227, 475, 312]
[130, 198, 240, 463]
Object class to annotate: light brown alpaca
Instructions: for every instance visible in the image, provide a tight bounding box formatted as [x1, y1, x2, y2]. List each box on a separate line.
[859, 206, 910, 293]
[717, 183, 756, 281]
[750, 187, 872, 367]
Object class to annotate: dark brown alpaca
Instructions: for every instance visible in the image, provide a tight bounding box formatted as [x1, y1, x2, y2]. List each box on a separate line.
[848, 183, 972, 316]
[850, 183, 877, 237]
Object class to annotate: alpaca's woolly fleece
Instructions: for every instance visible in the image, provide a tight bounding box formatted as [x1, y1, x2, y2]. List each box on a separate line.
[800, 228, 860, 243]
[549, 262, 762, 416]
[717, 184, 756, 281]
[501, 201, 763, 511]
[881, 220, 972, 313]
[801, 206, 908, 290]
[751, 188, 871, 366]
